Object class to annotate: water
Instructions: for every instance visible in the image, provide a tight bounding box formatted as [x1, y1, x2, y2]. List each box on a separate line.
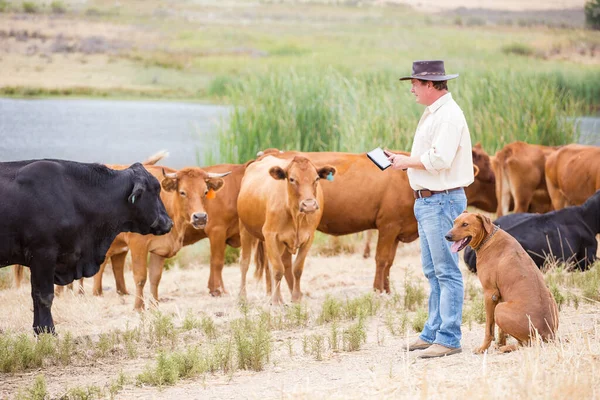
[0, 98, 231, 168]
[0, 98, 598, 170]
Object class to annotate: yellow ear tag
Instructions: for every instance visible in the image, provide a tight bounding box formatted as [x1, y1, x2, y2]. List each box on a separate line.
[206, 188, 216, 199]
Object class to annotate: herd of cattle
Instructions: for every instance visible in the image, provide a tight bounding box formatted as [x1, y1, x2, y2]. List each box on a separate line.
[1, 142, 599, 334]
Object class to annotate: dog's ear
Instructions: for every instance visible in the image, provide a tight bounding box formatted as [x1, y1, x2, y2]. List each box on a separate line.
[476, 214, 493, 236]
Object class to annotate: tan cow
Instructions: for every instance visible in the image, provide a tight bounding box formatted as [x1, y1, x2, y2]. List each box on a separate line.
[255, 150, 417, 293]
[238, 155, 336, 304]
[181, 162, 251, 296]
[93, 165, 229, 310]
[545, 144, 600, 209]
[493, 141, 555, 216]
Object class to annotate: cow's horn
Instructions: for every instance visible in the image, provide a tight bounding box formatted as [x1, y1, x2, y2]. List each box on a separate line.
[207, 171, 231, 178]
[162, 168, 177, 179]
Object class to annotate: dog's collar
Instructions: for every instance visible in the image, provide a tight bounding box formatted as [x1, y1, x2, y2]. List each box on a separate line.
[473, 225, 499, 252]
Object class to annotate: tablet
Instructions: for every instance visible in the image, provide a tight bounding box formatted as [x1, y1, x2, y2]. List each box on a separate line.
[367, 147, 392, 171]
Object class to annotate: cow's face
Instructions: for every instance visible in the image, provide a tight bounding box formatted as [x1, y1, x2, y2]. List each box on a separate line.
[269, 156, 336, 214]
[161, 168, 229, 229]
[126, 163, 173, 236]
[445, 211, 493, 252]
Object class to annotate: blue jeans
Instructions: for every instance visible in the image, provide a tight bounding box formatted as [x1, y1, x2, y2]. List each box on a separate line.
[413, 189, 466, 349]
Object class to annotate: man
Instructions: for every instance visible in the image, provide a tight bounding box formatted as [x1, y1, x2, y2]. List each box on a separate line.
[386, 60, 474, 359]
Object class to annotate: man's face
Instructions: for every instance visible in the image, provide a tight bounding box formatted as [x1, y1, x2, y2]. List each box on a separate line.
[410, 79, 432, 106]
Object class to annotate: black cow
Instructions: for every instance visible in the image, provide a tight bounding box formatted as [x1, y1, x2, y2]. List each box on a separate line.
[464, 190, 600, 273]
[0, 159, 173, 334]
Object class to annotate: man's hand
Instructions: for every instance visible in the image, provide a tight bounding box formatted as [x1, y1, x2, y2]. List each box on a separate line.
[384, 149, 409, 171]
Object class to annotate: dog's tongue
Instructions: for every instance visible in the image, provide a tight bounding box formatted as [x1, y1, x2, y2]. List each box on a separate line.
[451, 239, 465, 253]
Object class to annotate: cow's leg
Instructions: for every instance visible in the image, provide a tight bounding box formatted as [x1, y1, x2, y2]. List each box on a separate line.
[291, 237, 315, 302]
[131, 248, 149, 311]
[208, 229, 227, 296]
[373, 231, 400, 293]
[30, 257, 56, 335]
[497, 165, 511, 217]
[264, 234, 286, 305]
[238, 224, 254, 300]
[111, 251, 129, 295]
[363, 230, 375, 259]
[12, 264, 25, 289]
[546, 177, 566, 211]
[75, 278, 84, 295]
[148, 252, 166, 308]
[93, 259, 109, 296]
[282, 250, 293, 294]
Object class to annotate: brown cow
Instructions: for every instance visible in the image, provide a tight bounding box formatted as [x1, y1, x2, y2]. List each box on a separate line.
[181, 162, 250, 297]
[465, 144, 497, 213]
[493, 141, 555, 216]
[255, 150, 418, 293]
[93, 165, 230, 310]
[546, 144, 600, 209]
[238, 155, 336, 304]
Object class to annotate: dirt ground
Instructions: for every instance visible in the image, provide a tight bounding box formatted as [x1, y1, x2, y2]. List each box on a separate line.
[1, 239, 599, 399]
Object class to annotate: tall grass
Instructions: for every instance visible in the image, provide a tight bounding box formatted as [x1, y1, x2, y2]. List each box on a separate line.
[213, 67, 586, 163]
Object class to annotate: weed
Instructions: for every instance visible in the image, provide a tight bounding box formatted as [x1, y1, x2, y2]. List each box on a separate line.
[310, 334, 326, 361]
[285, 303, 310, 328]
[318, 296, 344, 324]
[108, 371, 128, 400]
[411, 308, 428, 333]
[232, 315, 272, 371]
[16, 375, 48, 400]
[550, 283, 566, 311]
[343, 318, 367, 352]
[201, 315, 218, 340]
[64, 384, 104, 399]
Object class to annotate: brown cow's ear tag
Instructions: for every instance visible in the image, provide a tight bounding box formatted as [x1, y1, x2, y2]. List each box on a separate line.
[206, 189, 216, 199]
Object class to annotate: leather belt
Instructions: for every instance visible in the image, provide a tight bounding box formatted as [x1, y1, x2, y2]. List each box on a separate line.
[413, 187, 462, 199]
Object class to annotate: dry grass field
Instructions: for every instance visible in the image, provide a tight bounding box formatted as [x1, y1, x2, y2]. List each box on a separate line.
[1, 235, 599, 399]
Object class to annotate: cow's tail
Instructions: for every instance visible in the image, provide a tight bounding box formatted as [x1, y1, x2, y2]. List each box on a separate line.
[143, 150, 169, 166]
[254, 240, 267, 280]
[12, 264, 24, 289]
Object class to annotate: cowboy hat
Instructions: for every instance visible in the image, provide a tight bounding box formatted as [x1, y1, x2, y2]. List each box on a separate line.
[399, 60, 459, 81]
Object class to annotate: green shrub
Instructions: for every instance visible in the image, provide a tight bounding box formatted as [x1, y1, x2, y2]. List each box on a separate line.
[51, 1, 66, 13]
[585, 0, 600, 30]
[502, 43, 535, 57]
[22, 2, 39, 13]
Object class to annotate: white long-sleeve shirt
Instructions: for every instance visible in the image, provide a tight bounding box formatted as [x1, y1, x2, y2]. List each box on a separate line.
[407, 93, 474, 191]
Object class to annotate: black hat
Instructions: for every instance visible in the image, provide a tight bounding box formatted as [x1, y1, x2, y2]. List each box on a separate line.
[399, 60, 459, 81]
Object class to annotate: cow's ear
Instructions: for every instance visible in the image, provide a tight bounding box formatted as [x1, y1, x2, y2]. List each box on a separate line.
[473, 164, 480, 178]
[462, 210, 469, 214]
[476, 213, 493, 236]
[128, 182, 143, 204]
[317, 166, 336, 180]
[161, 176, 178, 192]
[206, 178, 224, 192]
[269, 166, 287, 180]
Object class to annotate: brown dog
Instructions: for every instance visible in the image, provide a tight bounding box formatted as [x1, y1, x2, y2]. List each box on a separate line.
[445, 211, 559, 353]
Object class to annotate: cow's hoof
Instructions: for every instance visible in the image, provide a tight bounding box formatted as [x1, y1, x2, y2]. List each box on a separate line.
[210, 290, 222, 297]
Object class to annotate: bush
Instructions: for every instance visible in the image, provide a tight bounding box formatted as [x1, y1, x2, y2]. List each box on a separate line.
[22, 2, 39, 13]
[0, 0, 10, 12]
[51, 1, 67, 14]
[585, 0, 600, 30]
[502, 43, 535, 57]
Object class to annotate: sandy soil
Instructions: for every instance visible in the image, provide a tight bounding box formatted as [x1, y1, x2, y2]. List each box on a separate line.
[1, 239, 598, 399]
